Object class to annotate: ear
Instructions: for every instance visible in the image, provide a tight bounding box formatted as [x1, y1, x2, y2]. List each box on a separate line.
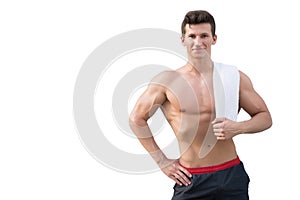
[212, 34, 217, 45]
[181, 36, 186, 46]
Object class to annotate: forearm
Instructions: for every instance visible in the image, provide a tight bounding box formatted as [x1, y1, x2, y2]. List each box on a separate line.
[238, 111, 272, 134]
[129, 119, 169, 168]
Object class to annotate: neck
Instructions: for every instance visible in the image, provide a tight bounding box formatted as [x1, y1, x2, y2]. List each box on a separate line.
[187, 56, 213, 74]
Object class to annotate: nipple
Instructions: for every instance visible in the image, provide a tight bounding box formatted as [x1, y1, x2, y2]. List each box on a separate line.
[180, 108, 186, 112]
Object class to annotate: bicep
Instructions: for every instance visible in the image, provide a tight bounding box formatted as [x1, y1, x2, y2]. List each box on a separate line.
[130, 84, 167, 124]
[239, 71, 269, 117]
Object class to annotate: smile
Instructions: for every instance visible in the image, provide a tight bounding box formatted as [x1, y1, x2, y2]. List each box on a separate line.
[192, 47, 205, 50]
[192, 48, 205, 51]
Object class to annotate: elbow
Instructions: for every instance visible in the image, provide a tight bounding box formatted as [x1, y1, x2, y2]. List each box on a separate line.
[268, 118, 273, 129]
[266, 112, 273, 130]
[129, 113, 138, 129]
[129, 113, 151, 139]
[129, 112, 146, 129]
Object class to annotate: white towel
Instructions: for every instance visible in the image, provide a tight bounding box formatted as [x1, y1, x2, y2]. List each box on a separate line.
[213, 62, 240, 121]
[199, 62, 240, 158]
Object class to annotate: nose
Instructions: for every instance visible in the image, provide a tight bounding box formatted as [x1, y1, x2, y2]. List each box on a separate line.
[194, 36, 202, 46]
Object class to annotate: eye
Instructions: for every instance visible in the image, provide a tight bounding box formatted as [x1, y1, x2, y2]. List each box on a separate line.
[200, 34, 209, 39]
[188, 34, 196, 39]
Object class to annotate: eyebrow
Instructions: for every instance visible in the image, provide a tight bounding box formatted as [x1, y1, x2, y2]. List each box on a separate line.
[187, 32, 209, 36]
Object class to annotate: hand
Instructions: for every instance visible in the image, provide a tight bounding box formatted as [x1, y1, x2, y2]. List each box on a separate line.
[161, 159, 192, 186]
[212, 118, 240, 140]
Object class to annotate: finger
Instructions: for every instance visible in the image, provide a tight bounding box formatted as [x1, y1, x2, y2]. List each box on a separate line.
[217, 136, 226, 140]
[173, 173, 190, 186]
[213, 122, 224, 129]
[174, 175, 186, 186]
[170, 176, 183, 186]
[214, 132, 225, 137]
[213, 128, 224, 133]
[211, 117, 225, 124]
[176, 170, 191, 186]
[178, 166, 192, 178]
[214, 132, 225, 139]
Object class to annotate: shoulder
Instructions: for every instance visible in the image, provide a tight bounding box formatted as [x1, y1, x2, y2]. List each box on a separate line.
[214, 61, 255, 91]
[238, 70, 254, 91]
[239, 70, 250, 80]
[149, 70, 180, 87]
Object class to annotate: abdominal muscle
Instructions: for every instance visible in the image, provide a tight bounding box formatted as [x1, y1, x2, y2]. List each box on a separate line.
[165, 107, 238, 168]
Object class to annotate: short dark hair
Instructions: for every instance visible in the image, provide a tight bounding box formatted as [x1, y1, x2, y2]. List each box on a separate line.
[181, 10, 216, 36]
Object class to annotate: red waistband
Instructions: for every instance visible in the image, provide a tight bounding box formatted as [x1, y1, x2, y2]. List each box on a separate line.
[181, 157, 240, 174]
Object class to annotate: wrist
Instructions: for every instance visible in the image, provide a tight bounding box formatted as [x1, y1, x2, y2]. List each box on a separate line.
[150, 150, 169, 168]
[236, 121, 247, 135]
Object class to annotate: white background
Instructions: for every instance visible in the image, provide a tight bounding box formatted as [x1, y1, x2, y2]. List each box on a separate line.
[1, 0, 299, 199]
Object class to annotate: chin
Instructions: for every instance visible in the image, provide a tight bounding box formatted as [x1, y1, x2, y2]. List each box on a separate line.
[192, 53, 206, 59]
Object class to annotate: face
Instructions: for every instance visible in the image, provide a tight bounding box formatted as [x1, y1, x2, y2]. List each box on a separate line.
[181, 23, 217, 59]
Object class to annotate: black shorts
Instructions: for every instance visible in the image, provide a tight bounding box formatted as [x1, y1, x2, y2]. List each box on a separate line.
[172, 157, 250, 200]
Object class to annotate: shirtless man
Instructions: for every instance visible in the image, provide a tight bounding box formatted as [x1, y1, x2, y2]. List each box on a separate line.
[129, 10, 272, 199]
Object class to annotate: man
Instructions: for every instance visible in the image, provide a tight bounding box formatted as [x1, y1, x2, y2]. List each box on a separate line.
[129, 10, 272, 199]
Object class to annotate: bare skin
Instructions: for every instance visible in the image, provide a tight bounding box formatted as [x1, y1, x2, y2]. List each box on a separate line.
[129, 23, 272, 186]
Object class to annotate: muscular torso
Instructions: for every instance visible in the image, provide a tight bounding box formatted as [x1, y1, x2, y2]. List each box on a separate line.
[156, 68, 237, 168]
